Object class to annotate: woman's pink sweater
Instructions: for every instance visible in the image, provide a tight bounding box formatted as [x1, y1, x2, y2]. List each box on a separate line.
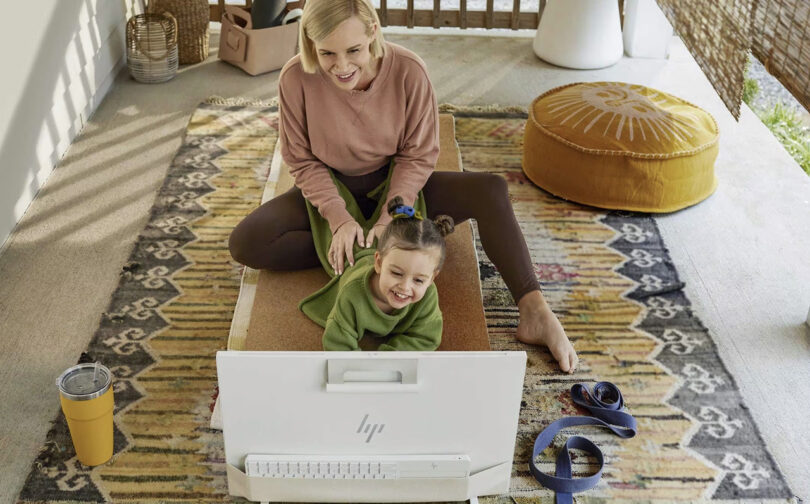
[278, 42, 439, 233]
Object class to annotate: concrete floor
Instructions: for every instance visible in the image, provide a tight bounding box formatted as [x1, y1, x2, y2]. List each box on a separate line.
[1, 28, 808, 503]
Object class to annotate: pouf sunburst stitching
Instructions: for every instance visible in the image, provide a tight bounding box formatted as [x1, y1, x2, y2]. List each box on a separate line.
[523, 82, 719, 212]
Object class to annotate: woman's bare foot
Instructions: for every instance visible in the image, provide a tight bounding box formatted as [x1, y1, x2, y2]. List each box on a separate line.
[516, 290, 578, 373]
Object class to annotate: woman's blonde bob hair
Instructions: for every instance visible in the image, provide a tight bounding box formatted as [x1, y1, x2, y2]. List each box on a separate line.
[298, 0, 386, 74]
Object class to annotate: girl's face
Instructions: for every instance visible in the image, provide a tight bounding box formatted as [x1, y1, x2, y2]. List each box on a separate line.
[314, 16, 378, 91]
[372, 247, 440, 312]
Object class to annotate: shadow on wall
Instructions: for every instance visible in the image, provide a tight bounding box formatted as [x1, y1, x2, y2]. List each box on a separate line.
[1, 25, 281, 246]
[0, 0, 142, 250]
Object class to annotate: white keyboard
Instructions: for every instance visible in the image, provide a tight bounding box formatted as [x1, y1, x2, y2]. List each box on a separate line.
[244, 454, 470, 480]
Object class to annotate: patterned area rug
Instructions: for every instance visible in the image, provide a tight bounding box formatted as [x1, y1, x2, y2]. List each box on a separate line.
[16, 103, 796, 503]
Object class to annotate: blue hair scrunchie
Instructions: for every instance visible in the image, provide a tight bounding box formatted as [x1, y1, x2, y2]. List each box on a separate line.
[392, 204, 423, 220]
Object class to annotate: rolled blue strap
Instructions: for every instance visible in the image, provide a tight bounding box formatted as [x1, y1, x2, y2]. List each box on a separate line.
[529, 382, 637, 504]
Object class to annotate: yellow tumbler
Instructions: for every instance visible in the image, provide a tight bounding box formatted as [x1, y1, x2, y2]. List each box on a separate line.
[56, 362, 114, 466]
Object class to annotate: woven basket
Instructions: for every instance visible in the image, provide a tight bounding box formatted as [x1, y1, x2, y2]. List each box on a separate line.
[150, 0, 210, 64]
[126, 13, 178, 84]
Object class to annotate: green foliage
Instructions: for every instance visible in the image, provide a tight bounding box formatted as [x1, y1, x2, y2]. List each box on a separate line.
[758, 103, 810, 175]
[744, 54, 809, 176]
[742, 78, 759, 106]
[742, 56, 759, 105]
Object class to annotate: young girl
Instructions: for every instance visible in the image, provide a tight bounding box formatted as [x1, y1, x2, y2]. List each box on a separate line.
[301, 197, 454, 351]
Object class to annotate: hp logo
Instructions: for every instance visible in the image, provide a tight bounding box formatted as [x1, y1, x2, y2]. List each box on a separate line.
[357, 414, 385, 443]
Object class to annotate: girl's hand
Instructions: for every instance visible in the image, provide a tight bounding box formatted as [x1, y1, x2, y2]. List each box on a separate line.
[364, 223, 387, 250]
[329, 220, 365, 274]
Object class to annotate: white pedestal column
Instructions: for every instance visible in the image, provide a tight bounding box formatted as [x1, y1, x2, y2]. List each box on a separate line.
[623, 0, 674, 58]
[533, 0, 624, 70]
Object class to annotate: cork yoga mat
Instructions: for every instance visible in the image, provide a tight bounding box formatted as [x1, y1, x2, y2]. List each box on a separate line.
[240, 113, 490, 353]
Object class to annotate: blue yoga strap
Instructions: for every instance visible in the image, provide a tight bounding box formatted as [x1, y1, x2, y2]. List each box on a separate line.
[528, 382, 638, 504]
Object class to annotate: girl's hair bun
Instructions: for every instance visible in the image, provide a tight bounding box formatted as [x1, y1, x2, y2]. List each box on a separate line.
[387, 196, 405, 216]
[433, 215, 455, 237]
[377, 198, 453, 271]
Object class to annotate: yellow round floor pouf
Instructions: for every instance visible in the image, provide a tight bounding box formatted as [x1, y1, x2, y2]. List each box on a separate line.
[523, 82, 719, 212]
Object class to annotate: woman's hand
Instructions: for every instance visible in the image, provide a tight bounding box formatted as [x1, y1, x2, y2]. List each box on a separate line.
[364, 223, 387, 251]
[329, 220, 365, 275]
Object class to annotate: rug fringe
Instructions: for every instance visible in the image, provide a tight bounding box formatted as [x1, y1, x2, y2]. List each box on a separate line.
[205, 95, 279, 107]
[438, 103, 528, 118]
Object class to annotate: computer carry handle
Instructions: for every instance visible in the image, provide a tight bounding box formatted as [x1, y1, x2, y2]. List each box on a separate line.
[326, 358, 419, 393]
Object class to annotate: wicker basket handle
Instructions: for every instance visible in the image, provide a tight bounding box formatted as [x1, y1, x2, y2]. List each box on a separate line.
[129, 12, 178, 61]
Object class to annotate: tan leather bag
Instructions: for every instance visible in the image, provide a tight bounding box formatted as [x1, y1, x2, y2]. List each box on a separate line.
[218, 1, 302, 76]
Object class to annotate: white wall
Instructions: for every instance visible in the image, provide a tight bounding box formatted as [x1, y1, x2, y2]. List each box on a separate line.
[0, 0, 144, 250]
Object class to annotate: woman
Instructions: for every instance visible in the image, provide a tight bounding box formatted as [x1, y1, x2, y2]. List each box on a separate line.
[228, 0, 578, 372]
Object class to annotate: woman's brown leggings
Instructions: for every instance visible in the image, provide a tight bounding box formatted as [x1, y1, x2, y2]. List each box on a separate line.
[229, 166, 541, 303]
